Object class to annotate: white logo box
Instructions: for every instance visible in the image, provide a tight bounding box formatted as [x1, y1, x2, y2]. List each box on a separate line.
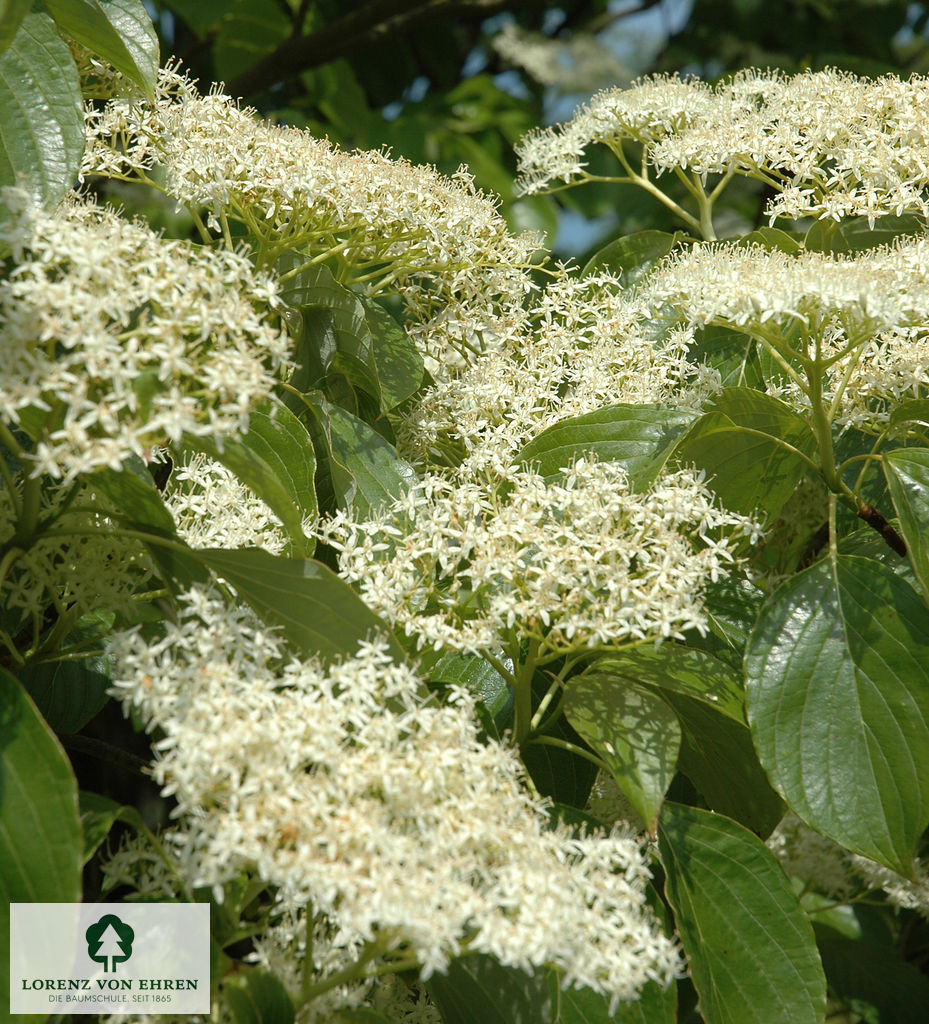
[10, 903, 210, 1015]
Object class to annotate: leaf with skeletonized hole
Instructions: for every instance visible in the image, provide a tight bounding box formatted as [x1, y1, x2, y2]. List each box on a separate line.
[745, 554, 929, 874]
[659, 802, 825, 1024]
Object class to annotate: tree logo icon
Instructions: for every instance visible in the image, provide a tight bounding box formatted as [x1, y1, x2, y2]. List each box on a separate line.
[85, 914, 135, 972]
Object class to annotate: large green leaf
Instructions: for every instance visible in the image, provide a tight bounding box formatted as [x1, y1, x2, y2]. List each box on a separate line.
[564, 674, 680, 837]
[1, 670, 82, 1021]
[591, 645, 745, 724]
[581, 229, 683, 282]
[673, 388, 816, 521]
[516, 405, 697, 489]
[0, 0, 30, 57]
[18, 652, 111, 734]
[0, 11, 84, 206]
[658, 802, 826, 1024]
[359, 297, 424, 410]
[281, 388, 356, 514]
[427, 955, 550, 1024]
[884, 448, 929, 601]
[224, 969, 295, 1024]
[664, 692, 783, 837]
[44, 0, 159, 94]
[328, 405, 417, 517]
[195, 548, 401, 664]
[745, 555, 929, 874]
[688, 326, 765, 390]
[185, 404, 317, 556]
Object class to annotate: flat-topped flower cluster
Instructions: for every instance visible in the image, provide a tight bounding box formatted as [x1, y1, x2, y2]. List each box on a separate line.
[81, 65, 541, 375]
[0, 190, 289, 482]
[108, 587, 682, 1007]
[516, 68, 929, 226]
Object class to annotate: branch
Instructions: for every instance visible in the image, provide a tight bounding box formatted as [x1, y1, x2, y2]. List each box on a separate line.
[226, 0, 544, 98]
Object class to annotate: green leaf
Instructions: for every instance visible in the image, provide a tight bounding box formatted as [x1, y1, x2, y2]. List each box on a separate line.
[735, 227, 803, 253]
[185, 404, 317, 556]
[745, 555, 929, 874]
[194, 547, 401, 664]
[804, 218, 850, 254]
[564, 675, 679, 836]
[282, 388, 356, 513]
[359, 297, 424, 410]
[0, 11, 84, 206]
[591, 645, 746, 724]
[89, 460, 204, 588]
[549, 976, 676, 1024]
[279, 261, 379, 402]
[516, 405, 697, 489]
[44, 0, 159, 94]
[0, 0, 30, 57]
[814, 928, 929, 1024]
[213, 0, 290, 82]
[523, 688, 598, 808]
[427, 955, 551, 1024]
[328, 405, 417, 517]
[1, 670, 82, 1019]
[429, 651, 511, 733]
[658, 803, 826, 1024]
[582, 229, 683, 281]
[673, 388, 816, 521]
[884, 448, 929, 600]
[688, 326, 765, 390]
[224, 969, 295, 1024]
[664, 692, 784, 837]
[18, 652, 111, 734]
[79, 790, 144, 864]
[888, 398, 929, 434]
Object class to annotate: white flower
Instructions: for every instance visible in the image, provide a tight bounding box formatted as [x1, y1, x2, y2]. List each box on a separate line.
[320, 461, 757, 656]
[0, 192, 290, 482]
[108, 587, 682, 1006]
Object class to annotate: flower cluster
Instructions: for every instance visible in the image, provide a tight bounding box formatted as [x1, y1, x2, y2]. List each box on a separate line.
[646, 238, 929, 430]
[398, 271, 717, 476]
[81, 66, 541, 374]
[767, 813, 929, 917]
[0, 191, 289, 482]
[515, 68, 929, 225]
[320, 460, 757, 656]
[108, 587, 681, 1008]
[0, 472, 150, 628]
[163, 451, 290, 553]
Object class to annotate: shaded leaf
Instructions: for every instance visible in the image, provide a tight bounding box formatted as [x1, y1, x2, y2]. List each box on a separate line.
[195, 547, 401, 664]
[427, 955, 550, 1024]
[0, 670, 82, 1019]
[0, 0, 30, 57]
[359, 297, 424, 410]
[564, 675, 679, 836]
[79, 790, 144, 865]
[224, 969, 295, 1024]
[582, 229, 682, 281]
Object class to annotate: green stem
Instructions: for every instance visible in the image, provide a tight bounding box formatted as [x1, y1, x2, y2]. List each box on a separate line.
[297, 938, 387, 1005]
[528, 675, 563, 733]
[513, 636, 540, 746]
[526, 734, 607, 772]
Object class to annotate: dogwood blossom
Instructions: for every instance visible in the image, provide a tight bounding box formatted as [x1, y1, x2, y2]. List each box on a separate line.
[320, 461, 757, 656]
[0, 191, 289, 482]
[515, 68, 929, 226]
[108, 588, 682, 1008]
